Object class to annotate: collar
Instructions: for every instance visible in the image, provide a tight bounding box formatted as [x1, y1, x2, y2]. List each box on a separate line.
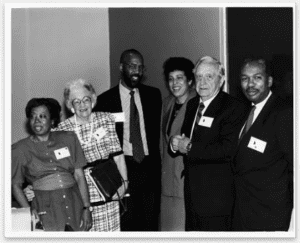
[252, 91, 272, 109]
[119, 81, 140, 97]
[200, 90, 220, 107]
[30, 131, 55, 144]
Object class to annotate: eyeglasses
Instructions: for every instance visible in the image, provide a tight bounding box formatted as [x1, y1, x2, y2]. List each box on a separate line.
[72, 96, 92, 107]
[124, 63, 145, 72]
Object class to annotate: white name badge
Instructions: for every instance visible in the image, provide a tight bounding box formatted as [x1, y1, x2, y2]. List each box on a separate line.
[111, 112, 125, 122]
[248, 136, 267, 153]
[198, 116, 214, 128]
[93, 127, 107, 140]
[54, 147, 71, 160]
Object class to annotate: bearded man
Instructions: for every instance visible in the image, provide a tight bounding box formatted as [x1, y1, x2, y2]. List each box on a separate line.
[94, 49, 162, 231]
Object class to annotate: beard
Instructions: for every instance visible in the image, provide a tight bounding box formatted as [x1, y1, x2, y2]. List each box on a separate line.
[122, 73, 143, 89]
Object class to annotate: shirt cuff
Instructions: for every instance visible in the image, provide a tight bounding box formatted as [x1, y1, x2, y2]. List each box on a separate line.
[170, 143, 177, 153]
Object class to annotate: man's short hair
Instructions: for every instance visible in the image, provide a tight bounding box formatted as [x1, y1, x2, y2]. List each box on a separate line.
[120, 49, 144, 64]
[194, 56, 225, 78]
[240, 57, 272, 77]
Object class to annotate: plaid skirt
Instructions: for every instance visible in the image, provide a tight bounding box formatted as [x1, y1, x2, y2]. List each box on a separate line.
[84, 168, 120, 231]
[90, 202, 120, 231]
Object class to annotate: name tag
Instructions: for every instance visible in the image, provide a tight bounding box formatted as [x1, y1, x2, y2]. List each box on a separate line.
[198, 116, 214, 128]
[111, 112, 125, 122]
[93, 127, 107, 140]
[248, 136, 267, 153]
[54, 147, 71, 160]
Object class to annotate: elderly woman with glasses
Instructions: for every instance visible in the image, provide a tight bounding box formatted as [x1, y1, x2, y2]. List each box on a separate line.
[25, 79, 128, 231]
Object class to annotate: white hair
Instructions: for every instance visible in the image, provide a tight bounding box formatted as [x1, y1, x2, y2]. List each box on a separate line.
[63, 78, 97, 110]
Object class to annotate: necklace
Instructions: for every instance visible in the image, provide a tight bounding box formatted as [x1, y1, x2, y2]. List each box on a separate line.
[74, 113, 94, 145]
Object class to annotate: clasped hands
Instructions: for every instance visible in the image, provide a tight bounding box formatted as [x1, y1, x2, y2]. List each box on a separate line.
[170, 133, 191, 154]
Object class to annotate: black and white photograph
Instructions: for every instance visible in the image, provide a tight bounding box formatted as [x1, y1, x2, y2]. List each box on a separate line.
[1, 1, 297, 241]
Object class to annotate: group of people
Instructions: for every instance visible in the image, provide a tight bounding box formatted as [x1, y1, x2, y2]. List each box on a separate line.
[12, 49, 293, 232]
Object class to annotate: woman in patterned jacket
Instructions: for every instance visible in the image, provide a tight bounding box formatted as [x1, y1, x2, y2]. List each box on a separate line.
[25, 79, 128, 231]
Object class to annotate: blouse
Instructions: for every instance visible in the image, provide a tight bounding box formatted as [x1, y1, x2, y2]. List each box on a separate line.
[12, 131, 86, 185]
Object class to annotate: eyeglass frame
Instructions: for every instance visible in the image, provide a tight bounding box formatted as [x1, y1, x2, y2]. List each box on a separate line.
[123, 63, 146, 72]
[71, 96, 92, 107]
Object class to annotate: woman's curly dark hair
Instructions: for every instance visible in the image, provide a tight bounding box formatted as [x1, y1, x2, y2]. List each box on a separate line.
[25, 98, 62, 128]
[163, 57, 195, 86]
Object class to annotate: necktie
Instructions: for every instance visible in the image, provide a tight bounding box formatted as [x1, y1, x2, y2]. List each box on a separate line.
[239, 105, 256, 142]
[196, 102, 205, 125]
[129, 91, 145, 163]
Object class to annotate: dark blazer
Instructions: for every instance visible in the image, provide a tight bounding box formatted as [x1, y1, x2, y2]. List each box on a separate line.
[232, 94, 293, 231]
[181, 91, 249, 217]
[160, 90, 197, 198]
[93, 84, 162, 172]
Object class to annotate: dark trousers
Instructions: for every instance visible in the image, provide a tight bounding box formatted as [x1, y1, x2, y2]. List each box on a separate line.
[231, 202, 291, 231]
[120, 156, 160, 231]
[185, 210, 232, 231]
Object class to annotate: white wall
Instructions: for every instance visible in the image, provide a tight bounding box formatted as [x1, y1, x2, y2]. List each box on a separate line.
[11, 8, 110, 144]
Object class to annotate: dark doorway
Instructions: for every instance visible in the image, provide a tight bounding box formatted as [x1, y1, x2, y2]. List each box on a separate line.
[227, 7, 293, 105]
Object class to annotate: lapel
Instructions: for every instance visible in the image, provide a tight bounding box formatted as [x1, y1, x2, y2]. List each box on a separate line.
[111, 85, 124, 146]
[238, 93, 277, 147]
[202, 91, 225, 118]
[111, 85, 123, 112]
[138, 84, 147, 122]
[249, 94, 277, 132]
[162, 96, 174, 140]
[169, 90, 197, 138]
[183, 95, 200, 138]
[189, 91, 226, 139]
[137, 84, 151, 141]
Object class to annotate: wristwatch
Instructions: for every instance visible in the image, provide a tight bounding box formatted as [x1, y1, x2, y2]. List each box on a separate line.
[186, 142, 192, 151]
[83, 206, 93, 212]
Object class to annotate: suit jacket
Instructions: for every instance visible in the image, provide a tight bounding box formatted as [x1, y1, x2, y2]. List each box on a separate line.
[160, 90, 197, 198]
[181, 91, 249, 216]
[93, 84, 162, 174]
[233, 94, 293, 230]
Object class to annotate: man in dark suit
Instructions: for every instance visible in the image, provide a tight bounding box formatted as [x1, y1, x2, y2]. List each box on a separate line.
[171, 56, 248, 231]
[93, 49, 162, 231]
[232, 58, 293, 231]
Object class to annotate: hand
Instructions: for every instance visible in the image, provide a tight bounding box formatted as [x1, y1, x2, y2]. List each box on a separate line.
[177, 134, 191, 154]
[31, 208, 39, 221]
[23, 185, 35, 202]
[31, 208, 41, 228]
[80, 209, 92, 231]
[171, 135, 182, 151]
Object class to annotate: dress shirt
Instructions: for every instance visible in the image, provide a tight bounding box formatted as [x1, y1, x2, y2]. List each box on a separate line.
[119, 82, 149, 156]
[189, 91, 219, 139]
[239, 91, 272, 138]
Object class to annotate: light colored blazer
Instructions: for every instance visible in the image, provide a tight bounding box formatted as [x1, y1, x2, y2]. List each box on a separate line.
[160, 90, 197, 198]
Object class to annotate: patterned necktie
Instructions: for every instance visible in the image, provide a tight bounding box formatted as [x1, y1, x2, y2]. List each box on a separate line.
[129, 91, 145, 163]
[196, 102, 205, 125]
[239, 105, 256, 142]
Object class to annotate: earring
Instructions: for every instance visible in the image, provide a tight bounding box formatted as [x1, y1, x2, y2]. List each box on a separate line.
[92, 103, 94, 109]
[71, 108, 75, 113]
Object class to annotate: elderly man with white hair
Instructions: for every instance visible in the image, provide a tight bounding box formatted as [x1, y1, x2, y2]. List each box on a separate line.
[171, 56, 249, 231]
